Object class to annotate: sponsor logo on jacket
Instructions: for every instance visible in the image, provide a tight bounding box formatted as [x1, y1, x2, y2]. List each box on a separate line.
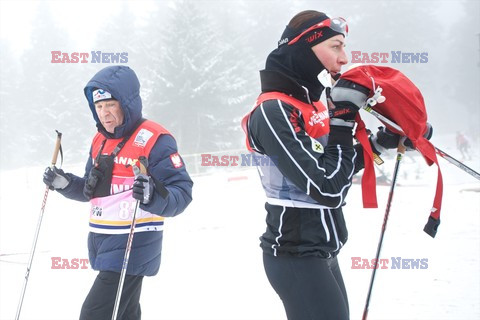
[133, 129, 154, 147]
[308, 110, 329, 127]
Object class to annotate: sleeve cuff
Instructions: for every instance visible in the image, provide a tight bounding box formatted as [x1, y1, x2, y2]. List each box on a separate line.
[328, 125, 354, 147]
[329, 118, 355, 128]
[370, 135, 386, 155]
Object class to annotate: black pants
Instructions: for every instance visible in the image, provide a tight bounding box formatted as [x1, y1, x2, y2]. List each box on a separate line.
[80, 271, 144, 320]
[263, 253, 349, 320]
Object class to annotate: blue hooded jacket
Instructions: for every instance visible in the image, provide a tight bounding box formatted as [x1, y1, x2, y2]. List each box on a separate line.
[58, 66, 193, 276]
[84, 65, 143, 139]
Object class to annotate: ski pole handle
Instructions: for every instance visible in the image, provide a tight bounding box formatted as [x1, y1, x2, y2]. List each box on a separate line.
[16, 130, 63, 320]
[397, 137, 407, 155]
[361, 104, 480, 180]
[132, 156, 148, 176]
[138, 156, 148, 175]
[51, 130, 62, 167]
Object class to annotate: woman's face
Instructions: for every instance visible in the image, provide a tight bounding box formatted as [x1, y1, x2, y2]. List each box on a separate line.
[311, 34, 348, 77]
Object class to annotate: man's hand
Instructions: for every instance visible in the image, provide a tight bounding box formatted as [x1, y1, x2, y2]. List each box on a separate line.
[43, 167, 70, 190]
[132, 173, 154, 205]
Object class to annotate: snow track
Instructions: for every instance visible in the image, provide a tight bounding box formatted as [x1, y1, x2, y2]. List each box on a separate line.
[1, 161, 478, 319]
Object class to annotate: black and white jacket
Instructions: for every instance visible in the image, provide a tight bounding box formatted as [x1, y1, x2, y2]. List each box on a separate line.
[245, 70, 364, 257]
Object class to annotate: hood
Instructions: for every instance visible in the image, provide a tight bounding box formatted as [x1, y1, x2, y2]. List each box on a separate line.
[265, 39, 325, 102]
[84, 66, 142, 139]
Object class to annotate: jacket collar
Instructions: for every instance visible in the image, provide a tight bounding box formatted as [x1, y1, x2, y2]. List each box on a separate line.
[260, 69, 314, 105]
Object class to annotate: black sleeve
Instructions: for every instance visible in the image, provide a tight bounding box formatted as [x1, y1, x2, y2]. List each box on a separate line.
[247, 99, 358, 208]
[353, 143, 365, 175]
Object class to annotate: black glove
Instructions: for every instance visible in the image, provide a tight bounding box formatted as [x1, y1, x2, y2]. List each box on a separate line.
[132, 173, 154, 205]
[83, 166, 104, 200]
[328, 100, 359, 122]
[371, 123, 433, 155]
[329, 78, 368, 123]
[43, 167, 71, 190]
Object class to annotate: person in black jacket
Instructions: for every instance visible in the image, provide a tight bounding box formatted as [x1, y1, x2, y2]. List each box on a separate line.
[242, 10, 401, 320]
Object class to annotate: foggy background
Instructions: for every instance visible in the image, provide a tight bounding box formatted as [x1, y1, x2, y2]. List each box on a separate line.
[0, 0, 479, 172]
[0, 2, 479, 319]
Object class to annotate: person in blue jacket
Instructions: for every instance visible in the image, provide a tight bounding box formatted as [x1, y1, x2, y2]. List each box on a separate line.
[43, 65, 193, 319]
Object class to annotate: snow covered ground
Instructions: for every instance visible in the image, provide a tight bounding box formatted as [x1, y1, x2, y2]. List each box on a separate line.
[0, 146, 479, 320]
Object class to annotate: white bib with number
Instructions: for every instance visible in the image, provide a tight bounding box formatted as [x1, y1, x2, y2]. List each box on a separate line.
[89, 176, 164, 234]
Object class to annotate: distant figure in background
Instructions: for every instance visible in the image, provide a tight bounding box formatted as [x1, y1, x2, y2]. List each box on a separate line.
[43, 65, 193, 319]
[456, 131, 471, 160]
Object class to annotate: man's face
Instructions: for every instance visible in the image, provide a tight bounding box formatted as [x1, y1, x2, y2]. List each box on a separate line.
[311, 34, 348, 77]
[94, 100, 124, 134]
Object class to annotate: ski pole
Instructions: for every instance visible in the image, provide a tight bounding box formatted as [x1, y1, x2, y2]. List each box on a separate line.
[111, 156, 148, 320]
[16, 130, 62, 320]
[362, 139, 406, 320]
[362, 105, 480, 181]
[435, 146, 480, 181]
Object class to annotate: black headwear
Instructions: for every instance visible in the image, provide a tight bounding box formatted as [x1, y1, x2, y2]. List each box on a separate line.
[265, 13, 344, 101]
